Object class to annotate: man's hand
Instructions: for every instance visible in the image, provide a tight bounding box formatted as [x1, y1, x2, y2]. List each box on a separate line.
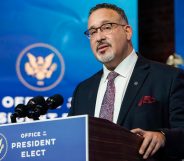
[131, 128, 166, 159]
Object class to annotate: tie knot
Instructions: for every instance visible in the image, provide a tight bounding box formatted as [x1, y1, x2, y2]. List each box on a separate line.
[107, 71, 119, 81]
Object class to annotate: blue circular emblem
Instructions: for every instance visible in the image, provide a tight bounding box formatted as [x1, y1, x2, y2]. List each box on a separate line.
[16, 43, 65, 91]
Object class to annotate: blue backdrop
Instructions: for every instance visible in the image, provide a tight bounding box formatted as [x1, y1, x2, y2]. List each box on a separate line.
[175, 0, 184, 69]
[0, 0, 138, 124]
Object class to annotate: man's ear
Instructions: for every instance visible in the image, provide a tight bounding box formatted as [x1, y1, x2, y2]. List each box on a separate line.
[124, 25, 132, 41]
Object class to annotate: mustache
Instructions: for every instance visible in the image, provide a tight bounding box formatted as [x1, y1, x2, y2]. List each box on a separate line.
[96, 41, 111, 52]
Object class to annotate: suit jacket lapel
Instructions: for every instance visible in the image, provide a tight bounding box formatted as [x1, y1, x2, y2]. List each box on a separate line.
[87, 70, 103, 116]
[117, 56, 150, 125]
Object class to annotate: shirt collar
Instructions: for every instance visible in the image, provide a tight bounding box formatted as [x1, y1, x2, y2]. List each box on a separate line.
[102, 49, 138, 82]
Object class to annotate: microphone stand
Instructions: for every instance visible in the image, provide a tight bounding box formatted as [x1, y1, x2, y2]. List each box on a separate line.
[10, 113, 17, 123]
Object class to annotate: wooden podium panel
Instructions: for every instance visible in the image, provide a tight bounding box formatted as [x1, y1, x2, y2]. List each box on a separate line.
[89, 116, 143, 161]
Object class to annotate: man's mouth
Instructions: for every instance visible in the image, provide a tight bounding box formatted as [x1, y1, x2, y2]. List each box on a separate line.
[97, 44, 110, 53]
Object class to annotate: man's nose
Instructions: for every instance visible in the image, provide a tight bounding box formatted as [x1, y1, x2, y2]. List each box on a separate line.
[95, 30, 106, 42]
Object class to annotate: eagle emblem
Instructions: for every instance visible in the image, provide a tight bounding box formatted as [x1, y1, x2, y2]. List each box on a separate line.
[25, 53, 57, 85]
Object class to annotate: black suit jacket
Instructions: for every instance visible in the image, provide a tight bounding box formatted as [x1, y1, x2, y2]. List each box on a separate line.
[69, 55, 184, 160]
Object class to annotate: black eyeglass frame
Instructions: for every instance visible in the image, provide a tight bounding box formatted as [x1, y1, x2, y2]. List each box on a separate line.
[84, 22, 127, 39]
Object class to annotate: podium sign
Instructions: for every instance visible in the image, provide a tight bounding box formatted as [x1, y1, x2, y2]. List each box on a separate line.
[0, 115, 88, 161]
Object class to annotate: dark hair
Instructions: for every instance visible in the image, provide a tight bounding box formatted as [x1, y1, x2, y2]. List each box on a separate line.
[89, 3, 129, 24]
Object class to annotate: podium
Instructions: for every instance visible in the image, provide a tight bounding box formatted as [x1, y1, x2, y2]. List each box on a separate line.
[0, 115, 143, 161]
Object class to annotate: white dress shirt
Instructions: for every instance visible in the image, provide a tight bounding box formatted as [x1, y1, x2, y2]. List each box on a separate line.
[94, 49, 138, 123]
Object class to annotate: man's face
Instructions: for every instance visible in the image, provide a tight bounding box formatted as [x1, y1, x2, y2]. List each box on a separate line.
[88, 8, 132, 69]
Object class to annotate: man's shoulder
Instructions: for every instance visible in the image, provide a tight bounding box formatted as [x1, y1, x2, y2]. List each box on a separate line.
[139, 55, 184, 75]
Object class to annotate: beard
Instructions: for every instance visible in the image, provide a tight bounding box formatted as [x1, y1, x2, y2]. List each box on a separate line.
[94, 40, 115, 63]
[95, 49, 115, 63]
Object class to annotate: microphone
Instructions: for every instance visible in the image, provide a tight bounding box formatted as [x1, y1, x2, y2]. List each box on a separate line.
[10, 94, 64, 123]
[27, 96, 46, 109]
[10, 104, 29, 123]
[26, 96, 46, 119]
[11, 96, 45, 123]
[13, 104, 29, 118]
[27, 94, 64, 119]
[46, 94, 64, 110]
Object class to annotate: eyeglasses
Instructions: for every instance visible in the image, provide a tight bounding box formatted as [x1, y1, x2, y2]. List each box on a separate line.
[84, 22, 126, 39]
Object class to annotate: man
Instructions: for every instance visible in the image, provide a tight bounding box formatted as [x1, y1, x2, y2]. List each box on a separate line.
[68, 3, 184, 160]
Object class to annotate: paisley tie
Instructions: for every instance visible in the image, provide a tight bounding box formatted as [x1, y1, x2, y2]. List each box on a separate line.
[99, 71, 119, 121]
